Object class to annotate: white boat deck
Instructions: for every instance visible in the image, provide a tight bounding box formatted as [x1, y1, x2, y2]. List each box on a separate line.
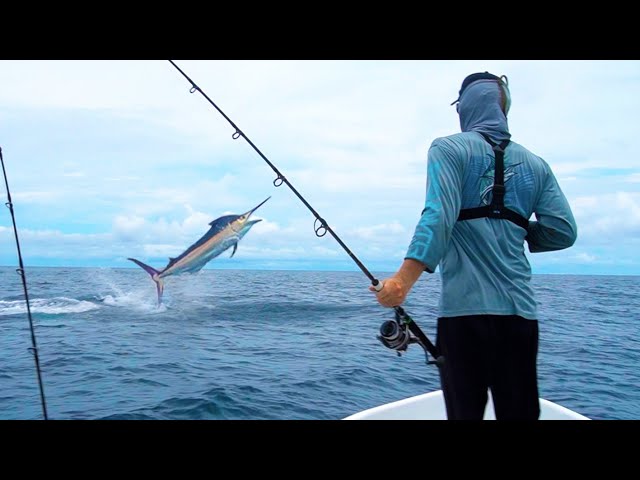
[344, 390, 589, 420]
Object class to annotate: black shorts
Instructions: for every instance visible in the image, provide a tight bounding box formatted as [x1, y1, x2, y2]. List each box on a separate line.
[436, 314, 540, 420]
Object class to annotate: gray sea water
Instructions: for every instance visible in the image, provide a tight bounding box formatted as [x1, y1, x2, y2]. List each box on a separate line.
[1, 267, 638, 420]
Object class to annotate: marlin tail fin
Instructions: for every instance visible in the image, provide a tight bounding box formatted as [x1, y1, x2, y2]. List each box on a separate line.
[127, 258, 165, 306]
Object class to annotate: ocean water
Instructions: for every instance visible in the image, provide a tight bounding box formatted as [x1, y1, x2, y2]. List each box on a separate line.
[0, 266, 638, 420]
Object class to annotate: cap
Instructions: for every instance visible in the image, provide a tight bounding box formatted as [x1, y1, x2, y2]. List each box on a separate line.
[450, 72, 504, 105]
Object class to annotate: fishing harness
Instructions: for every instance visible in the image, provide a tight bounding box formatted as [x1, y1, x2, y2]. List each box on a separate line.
[456, 133, 529, 230]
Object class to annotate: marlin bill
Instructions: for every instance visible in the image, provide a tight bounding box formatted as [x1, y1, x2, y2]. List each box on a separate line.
[128, 197, 270, 306]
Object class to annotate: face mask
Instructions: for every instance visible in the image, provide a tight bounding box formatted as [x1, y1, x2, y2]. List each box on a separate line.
[452, 73, 511, 116]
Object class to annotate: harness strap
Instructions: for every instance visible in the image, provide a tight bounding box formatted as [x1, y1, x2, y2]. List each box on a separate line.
[456, 133, 529, 230]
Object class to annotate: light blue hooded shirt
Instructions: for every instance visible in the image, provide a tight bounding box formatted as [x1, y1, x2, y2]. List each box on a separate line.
[405, 79, 577, 320]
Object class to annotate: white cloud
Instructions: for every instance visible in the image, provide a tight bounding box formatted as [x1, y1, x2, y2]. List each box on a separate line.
[1, 60, 639, 273]
[112, 208, 219, 245]
[350, 222, 407, 240]
[11, 191, 61, 203]
[142, 244, 184, 258]
[627, 173, 640, 183]
[575, 192, 640, 238]
[571, 252, 597, 263]
[251, 219, 280, 235]
[112, 215, 147, 241]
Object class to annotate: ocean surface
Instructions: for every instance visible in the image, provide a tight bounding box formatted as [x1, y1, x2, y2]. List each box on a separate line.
[0, 267, 638, 420]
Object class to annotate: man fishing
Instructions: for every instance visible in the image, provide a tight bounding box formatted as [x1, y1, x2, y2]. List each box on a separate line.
[129, 197, 270, 306]
[370, 72, 577, 420]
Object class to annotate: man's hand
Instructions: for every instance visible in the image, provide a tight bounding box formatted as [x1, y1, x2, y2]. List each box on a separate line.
[368, 258, 428, 308]
[369, 276, 408, 307]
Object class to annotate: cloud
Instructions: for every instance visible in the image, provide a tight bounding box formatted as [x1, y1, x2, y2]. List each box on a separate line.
[626, 173, 640, 183]
[571, 252, 597, 263]
[350, 222, 407, 240]
[572, 192, 640, 240]
[11, 191, 61, 203]
[250, 219, 280, 235]
[142, 244, 185, 258]
[112, 215, 148, 241]
[112, 208, 220, 245]
[1, 60, 639, 274]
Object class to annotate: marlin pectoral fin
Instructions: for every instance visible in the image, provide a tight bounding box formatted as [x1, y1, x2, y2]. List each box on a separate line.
[230, 241, 238, 258]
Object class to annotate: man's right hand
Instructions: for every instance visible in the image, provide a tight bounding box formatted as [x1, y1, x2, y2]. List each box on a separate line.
[369, 276, 408, 308]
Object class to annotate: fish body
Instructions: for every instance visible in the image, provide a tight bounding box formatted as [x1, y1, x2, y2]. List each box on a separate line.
[128, 197, 269, 305]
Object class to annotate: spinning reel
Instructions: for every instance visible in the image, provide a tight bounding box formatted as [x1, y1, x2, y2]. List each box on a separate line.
[377, 307, 444, 367]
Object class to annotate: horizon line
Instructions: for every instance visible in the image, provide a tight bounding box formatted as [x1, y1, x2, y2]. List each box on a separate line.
[0, 264, 638, 277]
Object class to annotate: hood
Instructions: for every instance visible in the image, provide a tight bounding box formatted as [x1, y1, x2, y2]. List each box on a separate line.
[457, 79, 511, 145]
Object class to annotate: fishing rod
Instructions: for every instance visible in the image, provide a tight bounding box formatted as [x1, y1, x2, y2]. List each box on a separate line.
[168, 60, 442, 367]
[1, 146, 49, 419]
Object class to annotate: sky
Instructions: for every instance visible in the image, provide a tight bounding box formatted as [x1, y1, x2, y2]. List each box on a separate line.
[0, 60, 638, 275]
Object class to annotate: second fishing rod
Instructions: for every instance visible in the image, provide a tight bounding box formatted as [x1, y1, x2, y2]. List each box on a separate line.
[168, 60, 442, 367]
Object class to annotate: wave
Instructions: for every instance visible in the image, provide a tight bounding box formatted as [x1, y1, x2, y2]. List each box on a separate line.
[0, 297, 100, 316]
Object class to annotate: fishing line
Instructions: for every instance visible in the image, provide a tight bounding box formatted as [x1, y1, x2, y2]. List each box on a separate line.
[168, 61, 442, 365]
[1, 146, 49, 419]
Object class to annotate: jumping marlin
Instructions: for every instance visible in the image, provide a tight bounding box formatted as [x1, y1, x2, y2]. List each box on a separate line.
[128, 197, 270, 306]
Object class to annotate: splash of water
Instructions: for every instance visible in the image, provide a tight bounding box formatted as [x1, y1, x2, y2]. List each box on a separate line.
[0, 297, 100, 316]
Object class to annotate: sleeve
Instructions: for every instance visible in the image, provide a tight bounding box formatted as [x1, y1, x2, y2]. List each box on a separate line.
[404, 139, 463, 272]
[525, 165, 578, 253]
